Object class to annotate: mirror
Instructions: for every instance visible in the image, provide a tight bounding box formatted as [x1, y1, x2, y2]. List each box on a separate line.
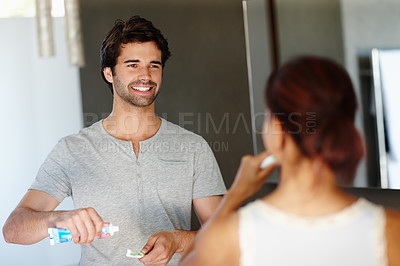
[243, 0, 400, 188]
[371, 49, 400, 189]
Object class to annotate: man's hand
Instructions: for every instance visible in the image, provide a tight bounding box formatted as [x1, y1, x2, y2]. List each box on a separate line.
[54, 207, 104, 245]
[3, 190, 104, 246]
[139, 230, 196, 266]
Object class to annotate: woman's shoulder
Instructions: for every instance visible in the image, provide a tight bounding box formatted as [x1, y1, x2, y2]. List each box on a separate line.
[190, 212, 240, 266]
[385, 208, 400, 265]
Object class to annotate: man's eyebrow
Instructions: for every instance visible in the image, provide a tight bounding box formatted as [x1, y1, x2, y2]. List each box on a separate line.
[123, 59, 162, 65]
[123, 59, 140, 64]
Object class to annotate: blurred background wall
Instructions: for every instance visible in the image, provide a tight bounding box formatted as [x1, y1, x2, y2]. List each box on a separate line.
[0, 17, 82, 265]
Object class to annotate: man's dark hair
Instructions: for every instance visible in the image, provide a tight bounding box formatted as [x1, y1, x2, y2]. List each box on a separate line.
[100, 15, 171, 93]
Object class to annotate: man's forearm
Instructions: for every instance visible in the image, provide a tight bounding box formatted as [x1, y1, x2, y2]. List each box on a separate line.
[210, 189, 248, 219]
[173, 230, 198, 254]
[3, 207, 59, 245]
[4, 190, 104, 246]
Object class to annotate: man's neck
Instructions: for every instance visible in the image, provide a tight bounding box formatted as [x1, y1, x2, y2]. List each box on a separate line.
[102, 101, 161, 143]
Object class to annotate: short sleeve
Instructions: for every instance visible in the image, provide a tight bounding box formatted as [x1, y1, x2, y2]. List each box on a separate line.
[192, 138, 226, 199]
[30, 139, 72, 203]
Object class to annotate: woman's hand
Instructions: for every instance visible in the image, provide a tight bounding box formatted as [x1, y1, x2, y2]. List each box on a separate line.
[229, 151, 279, 200]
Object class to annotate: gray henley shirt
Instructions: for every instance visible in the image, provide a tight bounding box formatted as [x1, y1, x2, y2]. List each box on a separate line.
[31, 118, 226, 265]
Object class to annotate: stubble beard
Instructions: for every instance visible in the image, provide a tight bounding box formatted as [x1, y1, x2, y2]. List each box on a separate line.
[113, 76, 160, 107]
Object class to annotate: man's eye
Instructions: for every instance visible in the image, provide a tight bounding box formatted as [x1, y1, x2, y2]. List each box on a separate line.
[150, 65, 160, 69]
[128, 64, 138, 68]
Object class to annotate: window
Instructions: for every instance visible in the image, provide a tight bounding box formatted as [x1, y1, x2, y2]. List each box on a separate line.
[0, 0, 64, 18]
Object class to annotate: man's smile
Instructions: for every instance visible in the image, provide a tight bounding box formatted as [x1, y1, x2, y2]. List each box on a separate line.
[130, 85, 153, 92]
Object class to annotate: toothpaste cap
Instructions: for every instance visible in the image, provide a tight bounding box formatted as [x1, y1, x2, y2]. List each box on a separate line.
[110, 225, 119, 235]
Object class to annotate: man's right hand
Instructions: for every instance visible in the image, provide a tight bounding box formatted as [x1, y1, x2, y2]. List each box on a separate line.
[54, 207, 104, 245]
[3, 189, 103, 246]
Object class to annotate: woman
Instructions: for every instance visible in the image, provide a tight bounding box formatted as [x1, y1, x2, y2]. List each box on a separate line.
[179, 56, 400, 266]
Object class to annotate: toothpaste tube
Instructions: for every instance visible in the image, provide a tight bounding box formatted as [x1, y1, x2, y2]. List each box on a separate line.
[48, 228, 72, 245]
[48, 222, 119, 245]
[98, 222, 119, 238]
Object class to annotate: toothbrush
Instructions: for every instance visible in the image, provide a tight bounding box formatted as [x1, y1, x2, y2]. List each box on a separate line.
[260, 155, 276, 169]
[126, 249, 145, 258]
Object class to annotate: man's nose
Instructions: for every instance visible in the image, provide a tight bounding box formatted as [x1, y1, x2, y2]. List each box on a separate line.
[137, 67, 151, 82]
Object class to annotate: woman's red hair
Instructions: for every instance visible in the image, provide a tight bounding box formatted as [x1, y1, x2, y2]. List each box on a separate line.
[265, 56, 364, 184]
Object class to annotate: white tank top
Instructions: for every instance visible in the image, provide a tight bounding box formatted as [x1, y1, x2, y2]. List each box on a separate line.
[238, 198, 387, 266]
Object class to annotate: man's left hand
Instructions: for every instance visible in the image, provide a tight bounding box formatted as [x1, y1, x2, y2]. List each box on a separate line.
[139, 230, 196, 266]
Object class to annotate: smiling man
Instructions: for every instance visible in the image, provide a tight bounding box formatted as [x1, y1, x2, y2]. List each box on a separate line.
[108, 42, 161, 108]
[3, 16, 226, 265]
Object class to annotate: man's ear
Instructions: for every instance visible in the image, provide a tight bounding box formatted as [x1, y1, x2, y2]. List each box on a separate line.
[103, 67, 113, 84]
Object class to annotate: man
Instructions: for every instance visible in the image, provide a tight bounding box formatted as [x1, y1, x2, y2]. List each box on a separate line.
[3, 16, 226, 265]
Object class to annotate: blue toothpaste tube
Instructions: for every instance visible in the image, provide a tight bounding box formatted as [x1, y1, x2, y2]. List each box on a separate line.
[48, 228, 72, 245]
[48, 222, 119, 245]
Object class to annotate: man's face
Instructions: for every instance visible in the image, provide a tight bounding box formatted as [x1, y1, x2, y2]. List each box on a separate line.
[107, 41, 163, 107]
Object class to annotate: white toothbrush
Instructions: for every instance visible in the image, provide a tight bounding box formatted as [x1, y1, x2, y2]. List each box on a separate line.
[260, 155, 276, 169]
[126, 249, 145, 258]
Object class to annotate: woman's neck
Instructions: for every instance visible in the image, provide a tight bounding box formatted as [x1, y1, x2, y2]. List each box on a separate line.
[264, 158, 356, 216]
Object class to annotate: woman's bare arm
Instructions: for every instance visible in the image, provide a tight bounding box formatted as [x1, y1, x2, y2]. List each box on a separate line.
[386, 208, 400, 266]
